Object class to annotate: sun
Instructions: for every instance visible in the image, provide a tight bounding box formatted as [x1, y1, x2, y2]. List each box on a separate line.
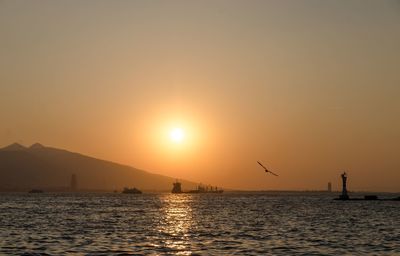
[169, 127, 185, 143]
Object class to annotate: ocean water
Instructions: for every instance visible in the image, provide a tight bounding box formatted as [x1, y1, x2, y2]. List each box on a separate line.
[0, 192, 399, 255]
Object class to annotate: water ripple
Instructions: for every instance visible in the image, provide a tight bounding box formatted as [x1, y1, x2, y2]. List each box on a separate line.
[1, 193, 399, 255]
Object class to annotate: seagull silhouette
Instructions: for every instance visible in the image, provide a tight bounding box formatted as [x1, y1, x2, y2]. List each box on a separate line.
[257, 161, 278, 176]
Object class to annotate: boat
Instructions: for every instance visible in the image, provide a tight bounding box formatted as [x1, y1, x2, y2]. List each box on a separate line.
[122, 187, 142, 194]
[172, 181, 182, 193]
[187, 184, 223, 194]
[171, 181, 223, 194]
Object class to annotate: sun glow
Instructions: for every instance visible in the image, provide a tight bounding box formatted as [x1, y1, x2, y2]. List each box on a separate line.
[169, 127, 185, 143]
[140, 111, 208, 162]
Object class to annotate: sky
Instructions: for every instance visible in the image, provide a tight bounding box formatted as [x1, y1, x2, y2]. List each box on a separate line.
[0, 0, 399, 191]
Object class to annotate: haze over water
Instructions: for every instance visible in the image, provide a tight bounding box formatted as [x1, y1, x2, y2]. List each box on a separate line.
[1, 193, 399, 255]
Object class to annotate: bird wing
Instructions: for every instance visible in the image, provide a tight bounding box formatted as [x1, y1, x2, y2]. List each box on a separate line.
[257, 161, 267, 170]
[268, 170, 279, 176]
[257, 161, 279, 176]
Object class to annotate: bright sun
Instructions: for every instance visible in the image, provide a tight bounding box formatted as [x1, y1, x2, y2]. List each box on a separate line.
[169, 127, 185, 143]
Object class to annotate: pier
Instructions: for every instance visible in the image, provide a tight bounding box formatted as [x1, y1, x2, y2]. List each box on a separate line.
[334, 172, 400, 201]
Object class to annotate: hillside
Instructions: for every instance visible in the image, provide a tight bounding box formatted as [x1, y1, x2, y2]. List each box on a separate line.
[0, 143, 198, 192]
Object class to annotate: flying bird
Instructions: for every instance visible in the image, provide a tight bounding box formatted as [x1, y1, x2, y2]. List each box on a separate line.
[257, 161, 278, 176]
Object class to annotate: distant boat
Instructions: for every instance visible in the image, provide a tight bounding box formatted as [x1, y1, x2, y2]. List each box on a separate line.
[187, 184, 223, 194]
[122, 187, 142, 194]
[29, 189, 44, 193]
[172, 181, 223, 194]
[172, 181, 182, 193]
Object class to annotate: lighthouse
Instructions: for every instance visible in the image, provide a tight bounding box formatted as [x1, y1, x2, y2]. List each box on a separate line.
[339, 172, 349, 200]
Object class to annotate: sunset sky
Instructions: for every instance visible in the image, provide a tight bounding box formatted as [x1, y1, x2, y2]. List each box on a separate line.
[1, 0, 399, 191]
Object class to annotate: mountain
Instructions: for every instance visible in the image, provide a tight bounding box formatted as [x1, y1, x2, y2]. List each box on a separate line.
[0, 142, 27, 151]
[0, 143, 198, 192]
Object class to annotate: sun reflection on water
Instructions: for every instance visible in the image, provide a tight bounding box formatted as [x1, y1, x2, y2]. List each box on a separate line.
[158, 194, 194, 255]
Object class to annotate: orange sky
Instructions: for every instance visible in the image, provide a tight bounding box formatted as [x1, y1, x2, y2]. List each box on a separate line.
[0, 1, 399, 191]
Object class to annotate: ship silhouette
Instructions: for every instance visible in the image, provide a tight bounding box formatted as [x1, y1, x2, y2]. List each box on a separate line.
[122, 187, 142, 194]
[172, 181, 223, 194]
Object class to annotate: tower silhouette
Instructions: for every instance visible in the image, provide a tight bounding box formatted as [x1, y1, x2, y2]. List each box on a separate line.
[70, 174, 78, 191]
[339, 172, 349, 200]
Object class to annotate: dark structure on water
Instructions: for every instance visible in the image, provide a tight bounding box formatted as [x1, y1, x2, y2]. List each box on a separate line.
[172, 181, 182, 193]
[339, 172, 349, 200]
[335, 172, 400, 201]
[172, 181, 223, 194]
[122, 187, 142, 194]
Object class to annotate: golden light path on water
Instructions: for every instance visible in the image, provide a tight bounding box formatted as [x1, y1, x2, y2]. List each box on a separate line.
[1, 193, 400, 254]
[157, 194, 194, 255]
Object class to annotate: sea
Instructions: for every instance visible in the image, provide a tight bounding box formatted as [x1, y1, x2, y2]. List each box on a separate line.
[1, 192, 399, 255]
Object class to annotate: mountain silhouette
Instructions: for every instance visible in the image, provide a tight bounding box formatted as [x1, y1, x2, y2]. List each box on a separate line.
[1, 142, 27, 151]
[0, 143, 197, 192]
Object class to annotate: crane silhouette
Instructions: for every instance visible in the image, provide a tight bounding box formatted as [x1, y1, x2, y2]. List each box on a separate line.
[257, 161, 278, 176]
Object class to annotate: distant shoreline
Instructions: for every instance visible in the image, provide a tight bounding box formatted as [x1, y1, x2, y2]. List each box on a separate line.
[1, 189, 399, 195]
